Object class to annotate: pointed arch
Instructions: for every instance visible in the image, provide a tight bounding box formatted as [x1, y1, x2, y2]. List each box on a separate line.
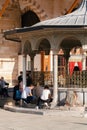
[60, 36, 82, 56]
[20, 0, 48, 21]
[36, 38, 51, 55]
[22, 10, 40, 27]
[23, 40, 32, 55]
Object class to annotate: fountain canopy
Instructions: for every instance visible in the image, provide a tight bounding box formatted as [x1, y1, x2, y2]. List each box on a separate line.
[4, 0, 87, 40]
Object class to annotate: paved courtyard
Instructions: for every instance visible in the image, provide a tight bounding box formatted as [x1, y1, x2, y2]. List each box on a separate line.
[0, 108, 87, 130]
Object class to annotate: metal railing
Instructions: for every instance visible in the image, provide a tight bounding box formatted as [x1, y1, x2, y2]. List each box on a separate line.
[33, 70, 87, 88]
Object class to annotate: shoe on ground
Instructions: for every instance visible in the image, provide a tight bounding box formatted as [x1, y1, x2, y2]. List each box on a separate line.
[44, 103, 50, 109]
[44, 102, 49, 107]
[23, 101, 28, 105]
[35, 106, 39, 110]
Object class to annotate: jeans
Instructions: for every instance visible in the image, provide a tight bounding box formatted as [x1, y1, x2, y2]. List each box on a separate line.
[23, 96, 36, 103]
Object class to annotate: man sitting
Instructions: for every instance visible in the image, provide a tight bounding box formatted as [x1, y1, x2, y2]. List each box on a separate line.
[0, 77, 10, 97]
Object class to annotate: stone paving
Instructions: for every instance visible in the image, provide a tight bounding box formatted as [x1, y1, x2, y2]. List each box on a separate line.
[4, 103, 85, 117]
[0, 107, 87, 130]
[1, 90, 87, 130]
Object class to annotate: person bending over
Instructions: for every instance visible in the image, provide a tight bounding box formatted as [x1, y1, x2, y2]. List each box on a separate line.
[36, 85, 52, 109]
[22, 84, 36, 104]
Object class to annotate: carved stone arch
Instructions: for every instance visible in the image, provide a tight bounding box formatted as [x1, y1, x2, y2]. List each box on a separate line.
[36, 38, 51, 55]
[35, 37, 50, 49]
[60, 36, 82, 51]
[23, 40, 32, 55]
[22, 10, 40, 27]
[60, 36, 82, 61]
[20, 0, 48, 21]
[59, 34, 82, 46]
[76, 34, 86, 45]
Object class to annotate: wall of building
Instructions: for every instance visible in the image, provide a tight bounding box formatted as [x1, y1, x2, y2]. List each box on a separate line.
[0, 2, 21, 86]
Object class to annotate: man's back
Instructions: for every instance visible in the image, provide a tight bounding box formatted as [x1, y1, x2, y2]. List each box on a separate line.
[41, 89, 50, 100]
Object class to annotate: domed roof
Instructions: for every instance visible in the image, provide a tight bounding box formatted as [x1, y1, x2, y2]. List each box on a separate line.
[33, 0, 87, 27]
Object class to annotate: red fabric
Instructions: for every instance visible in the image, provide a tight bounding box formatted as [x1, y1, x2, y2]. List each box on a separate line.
[77, 62, 82, 71]
[69, 62, 82, 76]
[69, 62, 75, 76]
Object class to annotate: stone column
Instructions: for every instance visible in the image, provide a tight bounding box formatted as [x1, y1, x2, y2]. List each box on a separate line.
[82, 55, 86, 70]
[50, 50, 53, 72]
[21, 54, 26, 105]
[30, 52, 36, 80]
[23, 54, 26, 90]
[51, 51, 58, 108]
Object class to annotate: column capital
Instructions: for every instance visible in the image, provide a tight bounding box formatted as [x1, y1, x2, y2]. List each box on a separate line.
[22, 54, 27, 57]
[29, 52, 36, 60]
[52, 50, 58, 55]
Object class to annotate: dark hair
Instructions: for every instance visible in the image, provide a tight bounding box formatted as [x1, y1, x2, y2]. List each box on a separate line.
[44, 85, 49, 89]
[29, 84, 34, 87]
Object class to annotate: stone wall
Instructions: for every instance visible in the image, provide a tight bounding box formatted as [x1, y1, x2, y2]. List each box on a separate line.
[58, 88, 87, 106]
[0, 2, 21, 86]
